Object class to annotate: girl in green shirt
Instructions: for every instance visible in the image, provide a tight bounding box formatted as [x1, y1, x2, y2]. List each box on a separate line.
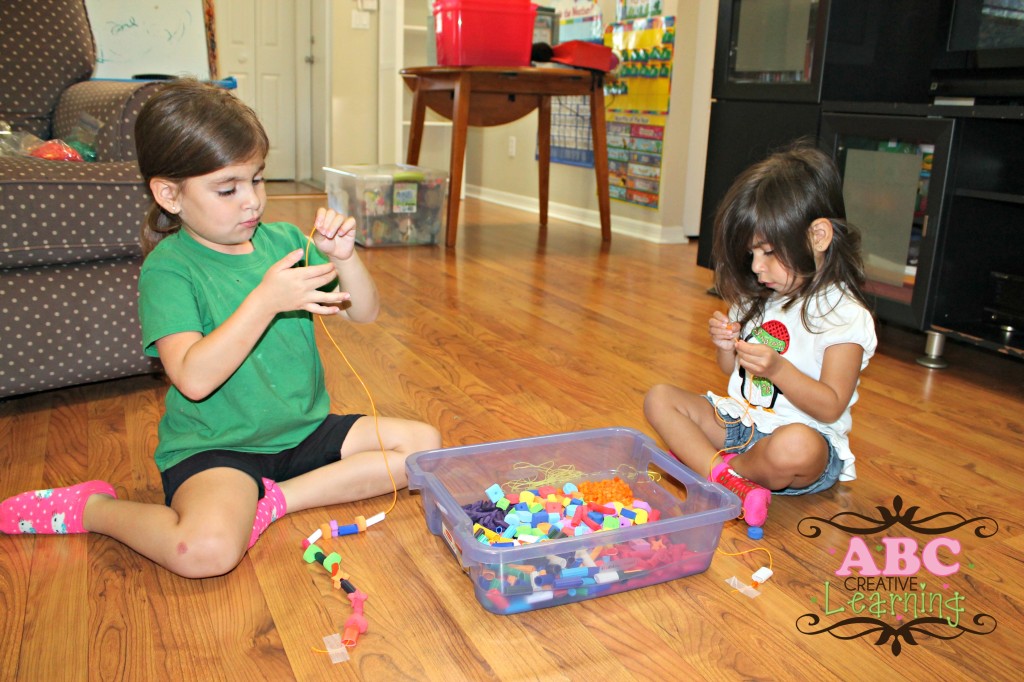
[1, 79, 441, 577]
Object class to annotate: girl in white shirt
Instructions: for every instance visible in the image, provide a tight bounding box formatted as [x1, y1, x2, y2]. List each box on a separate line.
[645, 144, 877, 527]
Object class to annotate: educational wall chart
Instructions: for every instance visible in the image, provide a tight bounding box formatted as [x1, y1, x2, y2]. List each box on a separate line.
[604, 16, 675, 209]
[550, 96, 596, 168]
[547, 1, 602, 168]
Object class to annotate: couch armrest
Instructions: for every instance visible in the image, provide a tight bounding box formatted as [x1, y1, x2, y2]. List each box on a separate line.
[0, 155, 148, 269]
[52, 80, 166, 162]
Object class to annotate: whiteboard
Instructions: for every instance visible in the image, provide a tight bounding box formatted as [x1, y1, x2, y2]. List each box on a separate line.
[86, 0, 213, 80]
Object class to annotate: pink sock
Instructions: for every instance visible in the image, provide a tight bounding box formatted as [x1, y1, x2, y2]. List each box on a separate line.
[1, 481, 117, 535]
[249, 478, 288, 548]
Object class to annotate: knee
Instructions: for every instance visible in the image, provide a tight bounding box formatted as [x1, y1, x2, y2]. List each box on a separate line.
[165, 528, 247, 579]
[388, 422, 442, 489]
[763, 424, 827, 470]
[405, 422, 442, 455]
[643, 383, 674, 418]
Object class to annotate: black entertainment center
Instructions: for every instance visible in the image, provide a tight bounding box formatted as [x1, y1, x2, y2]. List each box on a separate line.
[698, 0, 1024, 366]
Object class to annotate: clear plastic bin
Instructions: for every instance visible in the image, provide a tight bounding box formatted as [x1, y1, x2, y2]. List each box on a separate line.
[406, 427, 741, 614]
[324, 164, 447, 247]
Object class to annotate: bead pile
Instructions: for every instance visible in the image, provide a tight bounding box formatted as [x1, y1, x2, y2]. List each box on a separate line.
[462, 477, 662, 548]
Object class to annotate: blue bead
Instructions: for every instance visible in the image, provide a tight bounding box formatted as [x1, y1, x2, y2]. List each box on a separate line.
[747, 525, 764, 540]
[485, 483, 504, 504]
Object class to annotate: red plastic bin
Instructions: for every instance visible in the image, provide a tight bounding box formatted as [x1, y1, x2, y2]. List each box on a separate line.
[432, 0, 537, 67]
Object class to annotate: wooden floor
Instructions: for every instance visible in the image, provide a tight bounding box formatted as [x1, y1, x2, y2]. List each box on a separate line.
[2, 197, 1022, 681]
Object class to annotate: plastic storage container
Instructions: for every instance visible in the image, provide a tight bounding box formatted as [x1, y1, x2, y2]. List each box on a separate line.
[324, 165, 448, 247]
[432, 0, 537, 67]
[406, 427, 740, 614]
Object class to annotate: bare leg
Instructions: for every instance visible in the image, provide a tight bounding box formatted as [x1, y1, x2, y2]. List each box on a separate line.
[83, 467, 258, 578]
[279, 416, 441, 513]
[643, 383, 726, 477]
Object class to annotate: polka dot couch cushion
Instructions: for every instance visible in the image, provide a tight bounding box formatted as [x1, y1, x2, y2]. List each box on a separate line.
[1, 0, 165, 397]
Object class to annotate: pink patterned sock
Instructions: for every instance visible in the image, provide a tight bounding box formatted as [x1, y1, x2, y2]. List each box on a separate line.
[1, 481, 117, 535]
[249, 478, 288, 548]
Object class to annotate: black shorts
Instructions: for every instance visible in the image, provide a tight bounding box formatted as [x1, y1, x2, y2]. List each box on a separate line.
[160, 414, 364, 506]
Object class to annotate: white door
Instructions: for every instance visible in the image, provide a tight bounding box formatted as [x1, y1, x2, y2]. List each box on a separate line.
[217, 0, 298, 179]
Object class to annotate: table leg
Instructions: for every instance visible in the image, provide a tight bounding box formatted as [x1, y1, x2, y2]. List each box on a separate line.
[589, 78, 612, 242]
[538, 95, 551, 227]
[446, 73, 471, 248]
[406, 82, 426, 165]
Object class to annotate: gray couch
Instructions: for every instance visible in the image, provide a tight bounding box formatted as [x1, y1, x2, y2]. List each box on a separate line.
[1, 0, 165, 398]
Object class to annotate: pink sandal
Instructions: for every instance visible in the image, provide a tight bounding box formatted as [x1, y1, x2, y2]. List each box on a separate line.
[1, 481, 116, 535]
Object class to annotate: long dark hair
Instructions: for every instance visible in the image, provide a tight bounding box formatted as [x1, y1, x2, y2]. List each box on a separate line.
[135, 78, 269, 256]
[711, 142, 871, 330]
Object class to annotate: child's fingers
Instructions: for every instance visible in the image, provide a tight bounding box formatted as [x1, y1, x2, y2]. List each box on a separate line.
[336, 216, 356, 237]
[312, 210, 355, 240]
[272, 249, 306, 271]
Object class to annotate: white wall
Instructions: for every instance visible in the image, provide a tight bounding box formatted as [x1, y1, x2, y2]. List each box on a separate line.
[329, 0, 380, 165]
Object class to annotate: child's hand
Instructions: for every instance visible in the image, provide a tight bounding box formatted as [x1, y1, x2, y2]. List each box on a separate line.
[708, 311, 740, 351]
[256, 249, 350, 315]
[311, 207, 356, 261]
[735, 339, 783, 377]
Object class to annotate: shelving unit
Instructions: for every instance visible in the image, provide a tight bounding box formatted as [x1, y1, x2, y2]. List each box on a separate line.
[821, 101, 1024, 362]
[378, 0, 452, 170]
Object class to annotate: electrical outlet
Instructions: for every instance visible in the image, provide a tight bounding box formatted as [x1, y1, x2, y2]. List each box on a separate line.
[508, 136, 517, 157]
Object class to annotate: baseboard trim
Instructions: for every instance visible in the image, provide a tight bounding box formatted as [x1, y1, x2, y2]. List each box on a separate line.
[465, 185, 690, 245]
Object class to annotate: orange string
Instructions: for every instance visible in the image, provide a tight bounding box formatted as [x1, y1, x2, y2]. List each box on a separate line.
[307, 230, 399, 516]
[707, 397, 757, 479]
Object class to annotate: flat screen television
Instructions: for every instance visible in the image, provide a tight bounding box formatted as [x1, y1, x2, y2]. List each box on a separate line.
[931, 0, 1024, 100]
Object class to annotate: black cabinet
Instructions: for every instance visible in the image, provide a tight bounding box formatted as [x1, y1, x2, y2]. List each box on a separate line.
[819, 102, 1024, 362]
[929, 107, 1024, 358]
[697, 101, 820, 268]
[699, 0, 946, 268]
[818, 110, 955, 331]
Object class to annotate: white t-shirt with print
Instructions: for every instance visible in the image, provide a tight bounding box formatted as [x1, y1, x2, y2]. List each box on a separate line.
[708, 285, 877, 481]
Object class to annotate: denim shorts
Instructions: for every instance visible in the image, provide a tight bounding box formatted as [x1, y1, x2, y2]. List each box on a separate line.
[706, 397, 842, 496]
[160, 413, 364, 505]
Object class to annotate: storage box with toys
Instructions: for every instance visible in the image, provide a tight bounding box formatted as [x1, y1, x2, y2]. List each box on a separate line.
[406, 427, 741, 614]
[324, 164, 448, 247]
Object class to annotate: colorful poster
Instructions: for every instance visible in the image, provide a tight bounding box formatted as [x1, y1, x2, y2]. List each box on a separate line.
[548, 0, 603, 43]
[607, 113, 666, 208]
[603, 16, 675, 208]
[616, 0, 664, 21]
[604, 15, 675, 115]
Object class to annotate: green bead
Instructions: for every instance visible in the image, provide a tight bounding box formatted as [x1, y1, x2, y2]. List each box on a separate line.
[303, 543, 323, 563]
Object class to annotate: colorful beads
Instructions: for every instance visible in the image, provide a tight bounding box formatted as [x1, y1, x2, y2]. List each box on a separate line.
[306, 512, 384, 546]
[577, 477, 634, 505]
[303, 543, 342, 574]
[463, 479, 656, 548]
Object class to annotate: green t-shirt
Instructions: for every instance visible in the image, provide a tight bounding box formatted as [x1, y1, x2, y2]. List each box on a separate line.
[138, 222, 332, 472]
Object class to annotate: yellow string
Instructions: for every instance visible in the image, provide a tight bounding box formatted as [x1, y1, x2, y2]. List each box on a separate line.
[307, 229, 398, 517]
[502, 461, 583, 492]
